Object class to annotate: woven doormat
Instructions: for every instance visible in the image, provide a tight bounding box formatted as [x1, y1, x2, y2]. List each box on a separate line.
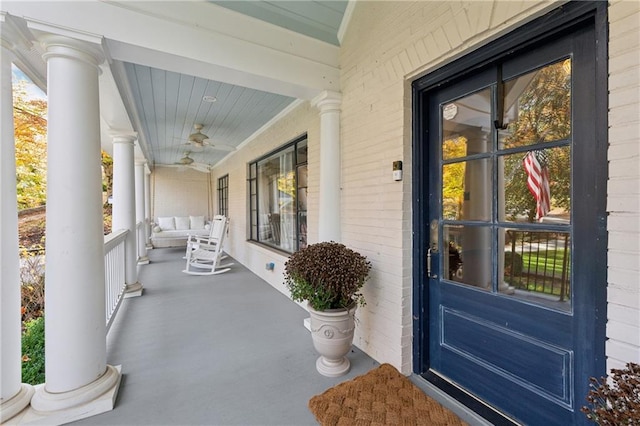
[309, 364, 467, 426]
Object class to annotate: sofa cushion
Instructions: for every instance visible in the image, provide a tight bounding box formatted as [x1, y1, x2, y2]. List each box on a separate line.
[157, 217, 175, 231]
[175, 216, 190, 230]
[190, 215, 205, 230]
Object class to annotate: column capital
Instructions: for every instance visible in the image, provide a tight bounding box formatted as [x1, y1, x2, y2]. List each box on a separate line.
[110, 132, 137, 145]
[40, 34, 104, 71]
[312, 90, 342, 113]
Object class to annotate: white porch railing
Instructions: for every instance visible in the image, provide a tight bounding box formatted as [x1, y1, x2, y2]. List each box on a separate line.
[104, 229, 128, 331]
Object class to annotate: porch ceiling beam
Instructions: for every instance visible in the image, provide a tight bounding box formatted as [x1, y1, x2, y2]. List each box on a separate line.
[2, 1, 341, 100]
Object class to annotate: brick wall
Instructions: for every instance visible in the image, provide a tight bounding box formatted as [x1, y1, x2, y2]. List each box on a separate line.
[151, 166, 212, 220]
[607, 0, 640, 370]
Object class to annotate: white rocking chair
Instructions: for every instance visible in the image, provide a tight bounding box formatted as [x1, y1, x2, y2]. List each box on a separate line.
[183, 215, 233, 275]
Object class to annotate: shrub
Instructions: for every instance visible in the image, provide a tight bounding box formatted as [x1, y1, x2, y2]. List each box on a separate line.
[582, 362, 640, 424]
[284, 241, 371, 310]
[20, 253, 45, 325]
[21, 316, 45, 385]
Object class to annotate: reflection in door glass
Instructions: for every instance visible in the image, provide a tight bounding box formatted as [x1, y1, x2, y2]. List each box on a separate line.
[499, 146, 571, 223]
[443, 159, 492, 221]
[499, 59, 571, 149]
[442, 88, 492, 160]
[499, 228, 571, 311]
[443, 225, 491, 290]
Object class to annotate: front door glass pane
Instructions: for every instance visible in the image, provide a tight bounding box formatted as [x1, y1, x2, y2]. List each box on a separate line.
[499, 146, 571, 223]
[499, 59, 572, 149]
[443, 158, 492, 221]
[443, 225, 491, 290]
[442, 88, 492, 160]
[500, 228, 571, 311]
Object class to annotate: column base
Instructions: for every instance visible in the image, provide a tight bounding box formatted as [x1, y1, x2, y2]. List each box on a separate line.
[137, 256, 150, 265]
[0, 384, 35, 424]
[124, 282, 143, 298]
[13, 365, 121, 425]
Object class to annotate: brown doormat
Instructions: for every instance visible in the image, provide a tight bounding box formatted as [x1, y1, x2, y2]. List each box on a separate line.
[309, 364, 467, 426]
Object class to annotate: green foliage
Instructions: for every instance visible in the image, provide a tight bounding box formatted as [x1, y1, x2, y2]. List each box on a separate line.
[284, 242, 371, 311]
[21, 316, 45, 385]
[582, 363, 640, 425]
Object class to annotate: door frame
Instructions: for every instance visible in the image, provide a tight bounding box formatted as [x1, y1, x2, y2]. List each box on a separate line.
[411, 2, 608, 423]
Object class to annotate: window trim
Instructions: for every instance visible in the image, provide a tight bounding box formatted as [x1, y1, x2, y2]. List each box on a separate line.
[248, 134, 308, 253]
[217, 174, 229, 217]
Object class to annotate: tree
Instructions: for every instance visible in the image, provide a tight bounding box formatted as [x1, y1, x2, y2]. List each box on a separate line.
[14, 80, 48, 210]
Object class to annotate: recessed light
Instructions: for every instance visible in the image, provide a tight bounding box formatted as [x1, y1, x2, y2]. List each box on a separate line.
[203, 96, 217, 103]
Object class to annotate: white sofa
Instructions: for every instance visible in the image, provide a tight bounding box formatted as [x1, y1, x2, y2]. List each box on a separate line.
[151, 215, 210, 248]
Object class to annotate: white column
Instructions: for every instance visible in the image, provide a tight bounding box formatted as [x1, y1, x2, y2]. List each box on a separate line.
[135, 160, 149, 264]
[312, 91, 342, 242]
[112, 134, 143, 296]
[29, 34, 121, 417]
[144, 168, 152, 248]
[0, 16, 35, 423]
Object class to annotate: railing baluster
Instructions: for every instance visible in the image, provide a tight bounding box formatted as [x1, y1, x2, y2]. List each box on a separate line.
[104, 229, 129, 331]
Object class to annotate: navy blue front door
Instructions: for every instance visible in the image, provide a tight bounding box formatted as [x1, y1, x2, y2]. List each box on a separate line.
[413, 9, 607, 425]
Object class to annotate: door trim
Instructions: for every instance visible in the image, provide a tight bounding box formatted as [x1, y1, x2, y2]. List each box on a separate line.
[411, 2, 608, 423]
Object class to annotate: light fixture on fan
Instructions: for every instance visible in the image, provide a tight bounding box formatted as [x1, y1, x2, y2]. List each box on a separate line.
[188, 124, 209, 145]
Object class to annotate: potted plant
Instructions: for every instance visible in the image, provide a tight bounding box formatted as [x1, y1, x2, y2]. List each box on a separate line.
[284, 241, 371, 377]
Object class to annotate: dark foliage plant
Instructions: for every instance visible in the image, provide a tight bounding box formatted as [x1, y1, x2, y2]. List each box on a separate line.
[284, 242, 371, 311]
[582, 362, 640, 425]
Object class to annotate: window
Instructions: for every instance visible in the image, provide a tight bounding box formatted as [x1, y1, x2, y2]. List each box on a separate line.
[217, 174, 229, 217]
[248, 135, 307, 253]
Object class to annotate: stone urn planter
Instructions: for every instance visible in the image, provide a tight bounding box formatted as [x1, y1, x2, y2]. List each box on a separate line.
[308, 303, 357, 377]
[283, 242, 371, 377]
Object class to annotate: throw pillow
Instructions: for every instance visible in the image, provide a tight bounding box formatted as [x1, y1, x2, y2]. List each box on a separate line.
[157, 217, 175, 231]
[190, 215, 205, 229]
[175, 216, 190, 230]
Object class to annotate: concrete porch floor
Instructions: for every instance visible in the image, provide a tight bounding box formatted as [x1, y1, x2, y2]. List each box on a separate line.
[74, 247, 492, 425]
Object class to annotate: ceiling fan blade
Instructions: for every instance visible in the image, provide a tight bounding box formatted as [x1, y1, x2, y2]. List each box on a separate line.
[202, 139, 235, 151]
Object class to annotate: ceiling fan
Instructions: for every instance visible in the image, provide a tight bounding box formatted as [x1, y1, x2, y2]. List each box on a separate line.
[168, 151, 211, 173]
[177, 124, 236, 152]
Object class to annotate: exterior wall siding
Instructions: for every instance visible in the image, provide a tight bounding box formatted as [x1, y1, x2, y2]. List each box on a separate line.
[607, 0, 640, 371]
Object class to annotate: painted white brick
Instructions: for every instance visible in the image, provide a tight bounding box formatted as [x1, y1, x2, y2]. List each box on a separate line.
[608, 231, 640, 252]
[608, 286, 640, 310]
[606, 340, 640, 365]
[608, 303, 640, 326]
[607, 320, 640, 347]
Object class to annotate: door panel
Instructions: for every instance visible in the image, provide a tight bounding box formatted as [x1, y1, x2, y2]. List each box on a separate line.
[416, 22, 603, 425]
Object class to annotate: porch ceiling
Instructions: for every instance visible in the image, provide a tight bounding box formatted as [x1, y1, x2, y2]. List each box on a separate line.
[3, 0, 349, 169]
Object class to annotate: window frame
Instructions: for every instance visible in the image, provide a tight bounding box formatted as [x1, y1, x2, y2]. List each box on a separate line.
[217, 174, 229, 217]
[248, 134, 308, 253]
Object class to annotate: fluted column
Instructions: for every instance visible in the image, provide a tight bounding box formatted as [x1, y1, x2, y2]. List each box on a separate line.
[0, 14, 35, 423]
[112, 134, 143, 296]
[135, 160, 149, 264]
[29, 34, 121, 418]
[312, 91, 342, 242]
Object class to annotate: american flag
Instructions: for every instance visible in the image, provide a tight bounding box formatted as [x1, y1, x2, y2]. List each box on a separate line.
[523, 151, 550, 221]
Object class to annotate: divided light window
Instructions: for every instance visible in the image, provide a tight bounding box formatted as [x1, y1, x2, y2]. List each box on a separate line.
[248, 135, 307, 253]
[217, 174, 229, 217]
